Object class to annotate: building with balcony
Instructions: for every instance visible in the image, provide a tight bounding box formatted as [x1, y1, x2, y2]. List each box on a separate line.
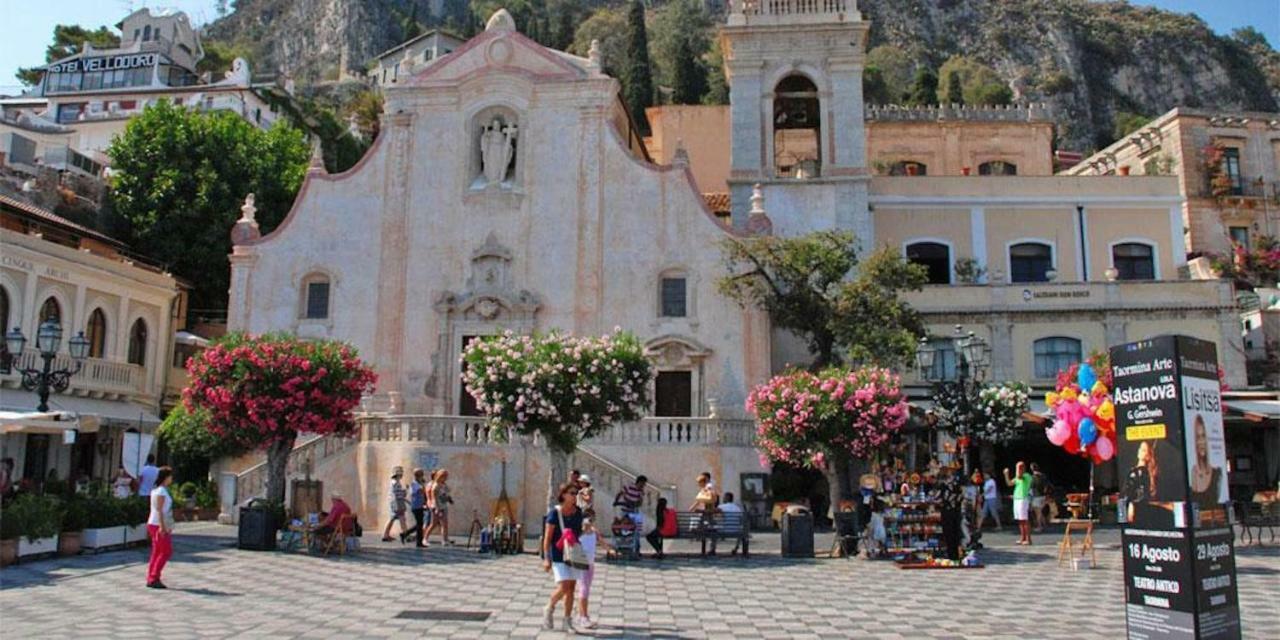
[1064, 107, 1280, 258]
[0, 8, 285, 182]
[219, 4, 1275, 530]
[0, 193, 187, 488]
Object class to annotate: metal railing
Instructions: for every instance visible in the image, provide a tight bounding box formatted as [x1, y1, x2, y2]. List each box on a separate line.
[232, 432, 359, 506]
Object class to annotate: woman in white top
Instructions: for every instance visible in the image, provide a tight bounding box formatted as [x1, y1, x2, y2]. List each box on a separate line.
[146, 466, 175, 589]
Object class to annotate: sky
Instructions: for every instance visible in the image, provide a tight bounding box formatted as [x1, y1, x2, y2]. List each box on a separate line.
[0, 0, 1277, 95]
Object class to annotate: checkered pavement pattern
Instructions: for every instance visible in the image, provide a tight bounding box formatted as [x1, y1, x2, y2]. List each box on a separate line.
[1, 523, 1276, 639]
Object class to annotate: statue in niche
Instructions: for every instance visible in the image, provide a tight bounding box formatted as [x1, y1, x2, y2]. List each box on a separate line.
[479, 117, 517, 185]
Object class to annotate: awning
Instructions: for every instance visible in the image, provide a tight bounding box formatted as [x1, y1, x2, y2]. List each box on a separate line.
[175, 330, 211, 347]
[0, 391, 160, 426]
[1223, 399, 1280, 422]
[0, 409, 98, 435]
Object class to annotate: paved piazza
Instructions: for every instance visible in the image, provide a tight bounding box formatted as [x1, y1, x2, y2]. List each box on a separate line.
[1, 522, 1276, 639]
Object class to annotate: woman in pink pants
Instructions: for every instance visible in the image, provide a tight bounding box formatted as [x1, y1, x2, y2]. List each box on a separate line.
[146, 466, 175, 589]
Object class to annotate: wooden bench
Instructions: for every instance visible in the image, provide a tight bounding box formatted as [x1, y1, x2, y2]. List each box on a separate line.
[670, 511, 750, 556]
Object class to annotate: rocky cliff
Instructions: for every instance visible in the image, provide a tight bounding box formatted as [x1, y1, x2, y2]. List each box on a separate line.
[204, 0, 1279, 152]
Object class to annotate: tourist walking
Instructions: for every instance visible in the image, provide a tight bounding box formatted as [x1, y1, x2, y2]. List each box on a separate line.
[575, 514, 613, 629]
[383, 467, 409, 542]
[1030, 463, 1048, 532]
[542, 483, 584, 632]
[145, 466, 175, 589]
[645, 497, 676, 558]
[404, 468, 429, 547]
[424, 469, 453, 545]
[978, 471, 1002, 530]
[1005, 462, 1034, 545]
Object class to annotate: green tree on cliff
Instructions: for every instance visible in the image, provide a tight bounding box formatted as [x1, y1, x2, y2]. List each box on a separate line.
[16, 25, 120, 86]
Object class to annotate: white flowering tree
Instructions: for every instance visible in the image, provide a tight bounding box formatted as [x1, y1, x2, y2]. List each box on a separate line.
[933, 381, 1030, 472]
[462, 329, 654, 504]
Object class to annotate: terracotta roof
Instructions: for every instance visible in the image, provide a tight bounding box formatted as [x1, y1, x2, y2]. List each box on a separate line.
[0, 192, 126, 248]
[703, 192, 731, 216]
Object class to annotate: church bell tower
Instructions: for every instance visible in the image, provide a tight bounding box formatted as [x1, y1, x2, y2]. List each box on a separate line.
[720, 0, 871, 237]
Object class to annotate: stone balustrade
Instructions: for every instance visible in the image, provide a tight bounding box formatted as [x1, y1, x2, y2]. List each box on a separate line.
[1, 349, 146, 398]
[357, 415, 756, 448]
[728, 0, 859, 25]
[866, 103, 1053, 123]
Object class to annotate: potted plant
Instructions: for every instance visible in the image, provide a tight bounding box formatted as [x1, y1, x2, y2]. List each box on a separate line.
[122, 496, 150, 544]
[58, 496, 89, 556]
[0, 500, 22, 567]
[14, 494, 63, 558]
[194, 481, 221, 521]
[80, 495, 128, 550]
[954, 257, 986, 284]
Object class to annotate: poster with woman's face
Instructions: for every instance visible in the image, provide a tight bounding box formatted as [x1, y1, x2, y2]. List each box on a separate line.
[1182, 374, 1229, 507]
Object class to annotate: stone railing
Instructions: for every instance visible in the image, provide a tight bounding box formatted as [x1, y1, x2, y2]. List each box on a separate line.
[591, 418, 757, 447]
[1, 349, 146, 399]
[361, 415, 525, 446]
[231, 432, 360, 506]
[866, 103, 1052, 123]
[729, 0, 859, 24]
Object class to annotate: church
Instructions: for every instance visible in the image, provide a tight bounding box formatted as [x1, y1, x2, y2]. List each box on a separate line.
[222, 4, 1243, 531]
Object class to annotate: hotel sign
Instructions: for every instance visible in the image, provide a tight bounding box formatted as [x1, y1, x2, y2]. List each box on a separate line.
[1021, 288, 1091, 301]
[47, 53, 157, 74]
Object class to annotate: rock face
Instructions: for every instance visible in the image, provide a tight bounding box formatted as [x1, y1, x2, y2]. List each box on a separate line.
[858, 0, 1278, 150]
[205, 0, 1279, 152]
[205, 0, 436, 83]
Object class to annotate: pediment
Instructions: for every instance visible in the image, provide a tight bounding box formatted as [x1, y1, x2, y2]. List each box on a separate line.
[405, 28, 587, 86]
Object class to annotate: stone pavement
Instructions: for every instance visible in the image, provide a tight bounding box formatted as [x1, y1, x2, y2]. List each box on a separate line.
[1, 522, 1277, 639]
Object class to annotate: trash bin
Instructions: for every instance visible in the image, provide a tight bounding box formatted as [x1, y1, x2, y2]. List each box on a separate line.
[238, 499, 278, 551]
[781, 507, 814, 558]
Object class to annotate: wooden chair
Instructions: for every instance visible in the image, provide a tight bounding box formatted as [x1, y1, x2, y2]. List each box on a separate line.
[322, 514, 355, 557]
[1057, 519, 1097, 569]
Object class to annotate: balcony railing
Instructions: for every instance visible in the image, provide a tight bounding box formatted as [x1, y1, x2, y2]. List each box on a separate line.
[729, 0, 858, 24]
[2, 349, 147, 399]
[357, 414, 757, 447]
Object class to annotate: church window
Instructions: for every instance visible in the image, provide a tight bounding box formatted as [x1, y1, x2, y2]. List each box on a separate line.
[301, 274, 331, 320]
[978, 160, 1017, 176]
[661, 277, 687, 317]
[773, 75, 821, 179]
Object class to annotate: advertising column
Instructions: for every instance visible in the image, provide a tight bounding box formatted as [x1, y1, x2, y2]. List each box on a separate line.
[1110, 336, 1240, 640]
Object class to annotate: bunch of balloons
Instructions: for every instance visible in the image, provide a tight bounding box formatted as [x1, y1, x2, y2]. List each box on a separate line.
[1044, 362, 1117, 464]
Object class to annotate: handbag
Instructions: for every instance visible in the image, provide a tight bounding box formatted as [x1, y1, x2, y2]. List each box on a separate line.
[556, 507, 591, 570]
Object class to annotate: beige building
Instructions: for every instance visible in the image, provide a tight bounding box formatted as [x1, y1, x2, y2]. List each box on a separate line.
[1065, 107, 1280, 257]
[0, 193, 186, 486]
[220, 3, 1260, 527]
[367, 30, 467, 88]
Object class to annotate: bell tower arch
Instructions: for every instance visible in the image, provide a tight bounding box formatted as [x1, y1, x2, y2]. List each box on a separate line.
[720, 0, 871, 237]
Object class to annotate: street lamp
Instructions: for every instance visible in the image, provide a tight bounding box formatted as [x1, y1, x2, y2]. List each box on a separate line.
[6, 321, 90, 412]
[916, 325, 991, 473]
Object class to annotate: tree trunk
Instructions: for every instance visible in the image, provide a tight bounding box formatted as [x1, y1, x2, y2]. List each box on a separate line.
[978, 441, 996, 477]
[546, 446, 571, 511]
[825, 454, 860, 557]
[264, 436, 295, 507]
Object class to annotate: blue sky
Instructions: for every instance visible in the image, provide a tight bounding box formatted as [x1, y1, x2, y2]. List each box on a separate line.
[1, 0, 1277, 95]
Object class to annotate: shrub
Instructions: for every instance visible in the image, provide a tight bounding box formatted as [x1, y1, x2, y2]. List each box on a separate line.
[5, 494, 63, 542]
[195, 482, 220, 510]
[121, 496, 150, 527]
[60, 496, 91, 532]
[81, 495, 127, 529]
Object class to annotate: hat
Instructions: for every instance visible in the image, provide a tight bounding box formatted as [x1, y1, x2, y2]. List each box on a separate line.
[578, 474, 591, 485]
[330, 490, 343, 499]
[392, 466, 404, 477]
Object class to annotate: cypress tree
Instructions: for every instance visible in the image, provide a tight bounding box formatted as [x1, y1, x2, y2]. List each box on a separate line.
[945, 70, 963, 105]
[623, 0, 654, 133]
[670, 35, 706, 104]
[909, 68, 938, 106]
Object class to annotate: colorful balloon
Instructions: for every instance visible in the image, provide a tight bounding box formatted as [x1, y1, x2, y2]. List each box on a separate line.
[1091, 380, 1108, 397]
[1047, 426, 1069, 446]
[1095, 435, 1116, 461]
[1077, 363, 1097, 390]
[1078, 418, 1098, 446]
[1096, 399, 1115, 422]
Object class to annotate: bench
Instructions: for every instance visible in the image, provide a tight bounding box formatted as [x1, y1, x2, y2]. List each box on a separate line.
[1235, 501, 1279, 546]
[669, 511, 750, 556]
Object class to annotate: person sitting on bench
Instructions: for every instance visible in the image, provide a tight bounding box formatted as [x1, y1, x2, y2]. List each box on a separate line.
[718, 492, 745, 555]
[645, 497, 677, 559]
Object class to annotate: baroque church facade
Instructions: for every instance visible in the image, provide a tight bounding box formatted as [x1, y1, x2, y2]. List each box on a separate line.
[223, 4, 1243, 529]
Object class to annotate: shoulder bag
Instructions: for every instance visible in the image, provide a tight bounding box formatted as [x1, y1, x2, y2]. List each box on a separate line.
[556, 507, 591, 570]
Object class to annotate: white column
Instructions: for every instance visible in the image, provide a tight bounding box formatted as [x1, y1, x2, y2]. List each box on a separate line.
[20, 270, 38, 339]
[1170, 204, 1187, 269]
[115, 295, 131, 362]
[969, 206, 987, 283]
[151, 296, 173, 395]
[70, 283, 87, 348]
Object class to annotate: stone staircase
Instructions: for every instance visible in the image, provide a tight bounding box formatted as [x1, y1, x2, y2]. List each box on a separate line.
[220, 432, 359, 520]
[573, 445, 675, 522]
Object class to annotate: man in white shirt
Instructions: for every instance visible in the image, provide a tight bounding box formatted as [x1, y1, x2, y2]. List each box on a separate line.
[137, 455, 159, 497]
[719, 492, 746, 555]
[979, 473, 1002, 531]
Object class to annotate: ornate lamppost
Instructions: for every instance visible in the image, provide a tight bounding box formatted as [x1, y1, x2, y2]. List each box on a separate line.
[5, 320, 90, 412]
[915, 325, 992, 473]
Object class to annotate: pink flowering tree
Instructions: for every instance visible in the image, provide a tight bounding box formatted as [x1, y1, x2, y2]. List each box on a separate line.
[463, 329, 654, 504]
[748, 367, 909, 516]
[183, 333, 378, 506]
